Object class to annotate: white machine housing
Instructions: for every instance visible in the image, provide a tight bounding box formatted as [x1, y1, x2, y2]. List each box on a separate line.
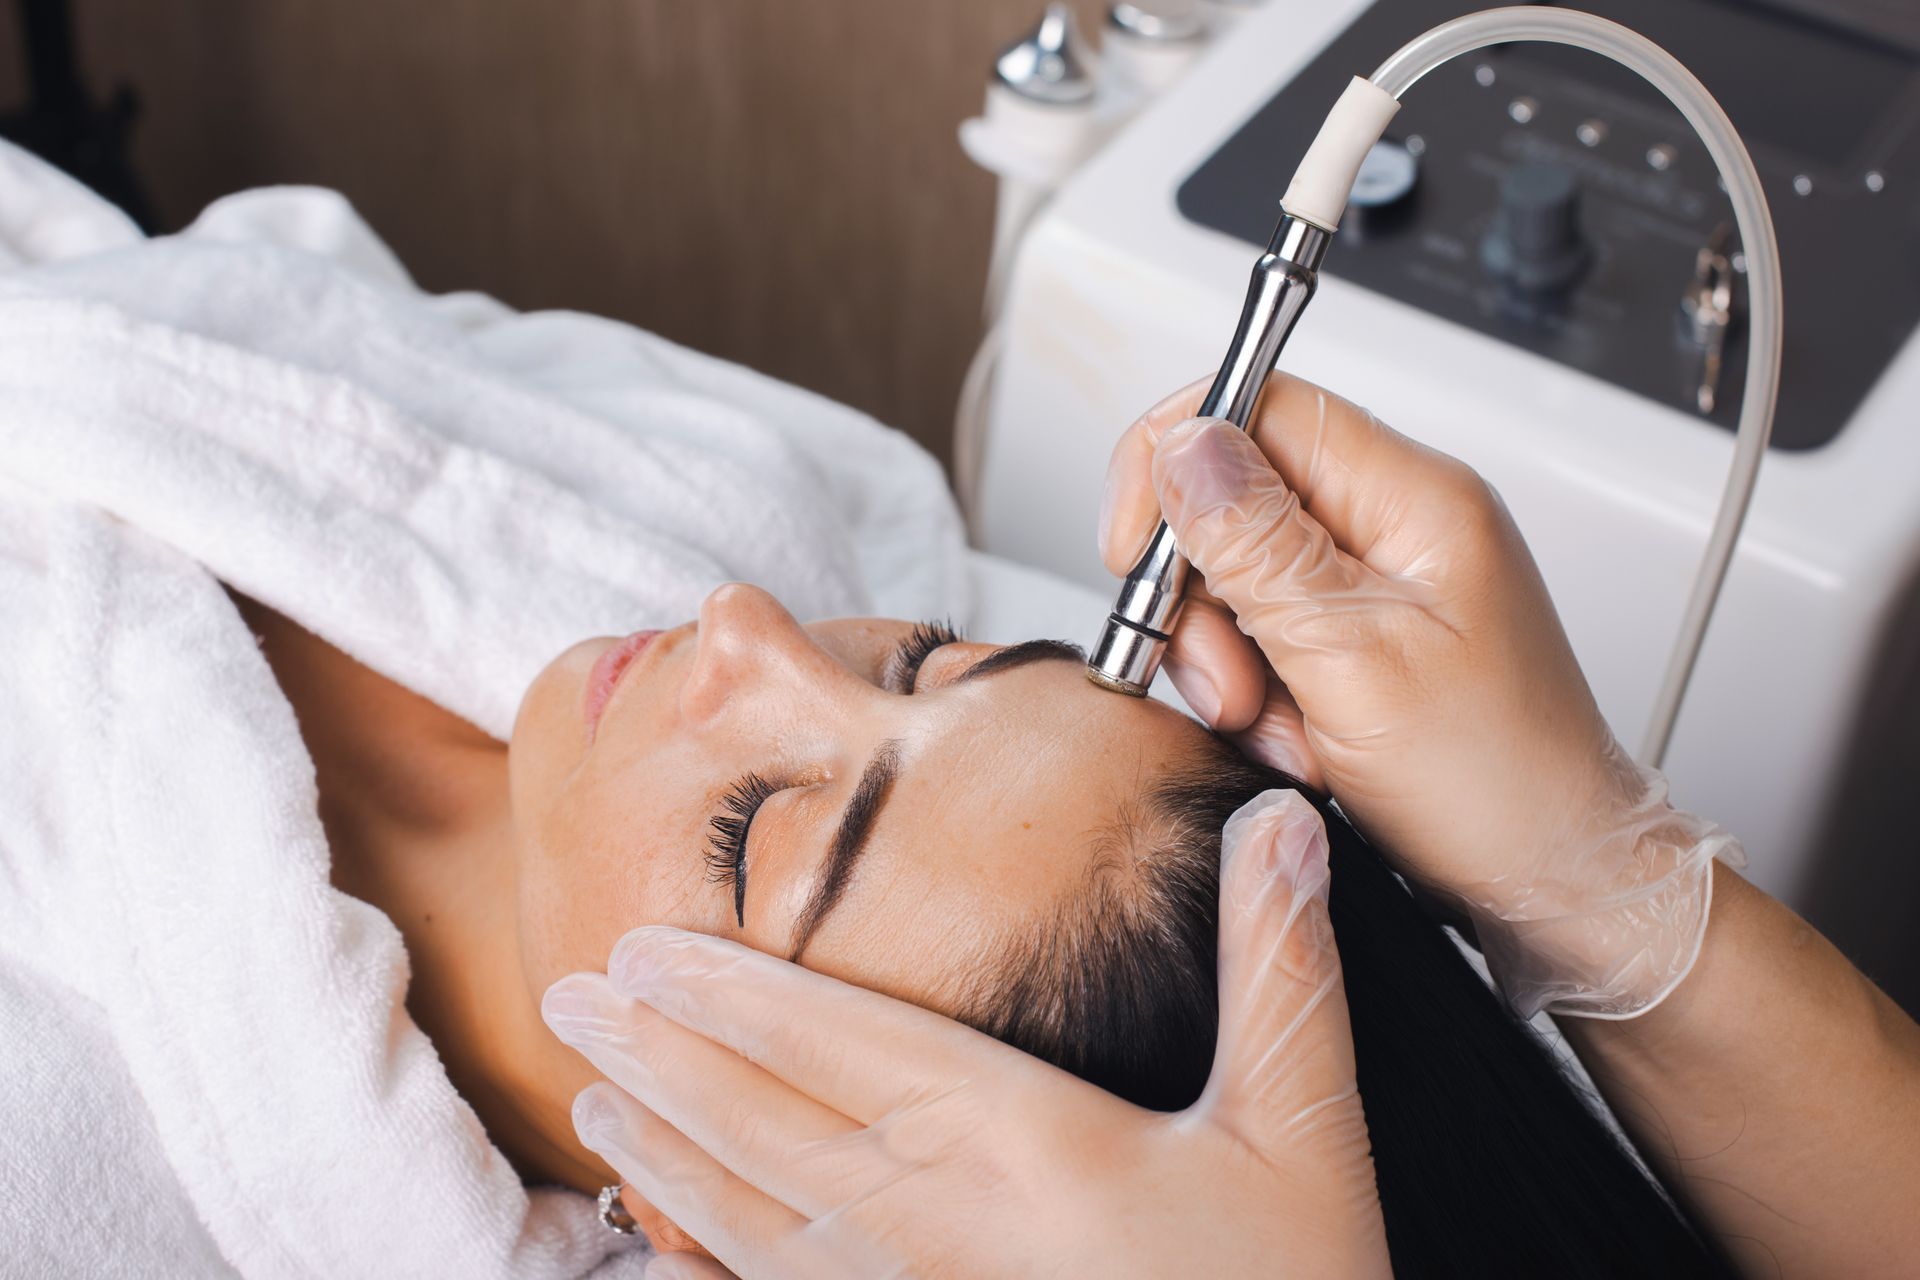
[976, 1, 1920, 945]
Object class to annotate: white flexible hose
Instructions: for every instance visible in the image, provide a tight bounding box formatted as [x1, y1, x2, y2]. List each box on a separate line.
[955, 90, 1103, 532]
[953, 320, 1005, 535]
[1364, 7, 1783, 768]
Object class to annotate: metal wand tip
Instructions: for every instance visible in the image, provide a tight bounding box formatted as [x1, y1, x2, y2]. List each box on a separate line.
[1086, 665, 1150, 697]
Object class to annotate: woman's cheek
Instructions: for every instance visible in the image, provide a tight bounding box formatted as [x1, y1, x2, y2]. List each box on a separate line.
[514, 771, 721, 990]
[507, 640, 607, 801]
[513, 782, 681, 989]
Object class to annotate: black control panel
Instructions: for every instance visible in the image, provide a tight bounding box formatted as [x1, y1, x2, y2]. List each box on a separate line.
[1178, 0, 1920, 449]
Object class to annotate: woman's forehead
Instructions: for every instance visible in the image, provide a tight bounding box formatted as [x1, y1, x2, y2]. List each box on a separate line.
[796, 662, 1204, 983]
[922, 651, 1200, 808]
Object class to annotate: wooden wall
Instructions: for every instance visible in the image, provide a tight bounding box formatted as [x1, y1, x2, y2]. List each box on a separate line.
[4, 1, 1109, 466]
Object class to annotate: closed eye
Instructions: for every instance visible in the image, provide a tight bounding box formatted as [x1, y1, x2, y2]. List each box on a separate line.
[881, 619, 960, 694]
[705, 772, 775, 926]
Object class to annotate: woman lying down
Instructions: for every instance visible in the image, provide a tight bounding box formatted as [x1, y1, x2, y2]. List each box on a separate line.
[347, 585, 1742, 1280]
[0, 153, 1730, 1277]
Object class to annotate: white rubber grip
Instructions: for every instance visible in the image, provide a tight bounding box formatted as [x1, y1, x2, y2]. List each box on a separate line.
[1280, 76, 1402, 231]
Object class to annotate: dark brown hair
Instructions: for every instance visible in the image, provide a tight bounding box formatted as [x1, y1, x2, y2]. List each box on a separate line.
[959, 735, 1736, 1279]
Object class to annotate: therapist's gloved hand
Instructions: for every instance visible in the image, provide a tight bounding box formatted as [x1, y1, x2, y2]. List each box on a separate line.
[545, 791, 1391, 1280]
[1100, 374, 1737, 1018]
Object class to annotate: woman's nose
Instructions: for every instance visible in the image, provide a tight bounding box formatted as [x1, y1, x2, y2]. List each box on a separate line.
[679, 583, 851, 726]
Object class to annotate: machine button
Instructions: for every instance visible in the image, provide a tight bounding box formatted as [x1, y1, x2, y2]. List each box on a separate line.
[1480, 161, 1591, 291]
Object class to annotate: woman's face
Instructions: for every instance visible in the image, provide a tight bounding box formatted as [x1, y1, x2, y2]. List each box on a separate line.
[508, 583, 1207, 1011]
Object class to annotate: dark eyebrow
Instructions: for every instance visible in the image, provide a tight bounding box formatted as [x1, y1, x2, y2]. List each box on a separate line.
[784, 640, 1086, 960]
[788, 740, 901, 962]
[949, 638, 1087, 686]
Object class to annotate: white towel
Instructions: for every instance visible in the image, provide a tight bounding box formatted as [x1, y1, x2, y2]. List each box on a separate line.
[0, 142, 969, 1278]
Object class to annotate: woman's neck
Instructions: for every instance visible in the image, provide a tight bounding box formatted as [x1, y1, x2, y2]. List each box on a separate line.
[231, 593, 606, 1195]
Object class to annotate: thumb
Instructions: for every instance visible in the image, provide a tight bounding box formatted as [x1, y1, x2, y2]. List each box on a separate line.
[1225, 670, 1326, 790]
[1152, 419, 1373, 663]
[1203, 790, 1365, 1154]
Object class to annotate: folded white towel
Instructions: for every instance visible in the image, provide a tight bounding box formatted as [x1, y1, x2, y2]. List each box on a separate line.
[0, 144, 968, 1278]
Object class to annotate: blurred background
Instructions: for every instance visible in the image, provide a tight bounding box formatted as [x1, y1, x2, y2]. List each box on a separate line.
[0, 0, 1113, 471]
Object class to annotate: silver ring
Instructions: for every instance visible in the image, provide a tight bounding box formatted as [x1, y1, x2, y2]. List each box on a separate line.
[597, 1182, 640, 1236]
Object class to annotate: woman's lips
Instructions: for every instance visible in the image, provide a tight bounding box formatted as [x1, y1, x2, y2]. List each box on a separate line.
[583, 629, 661, 741]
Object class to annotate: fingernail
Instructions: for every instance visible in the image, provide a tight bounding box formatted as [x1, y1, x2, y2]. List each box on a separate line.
[571, 1085, 621, 1151]
[1156, 415, 1213, 446]
[1174, 661, 1223, 725]
[1268, 792, 1332, 903]
[541, 975, 622, 1041]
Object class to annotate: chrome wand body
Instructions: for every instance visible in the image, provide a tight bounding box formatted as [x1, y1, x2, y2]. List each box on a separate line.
[1088, 211, 1333, 695]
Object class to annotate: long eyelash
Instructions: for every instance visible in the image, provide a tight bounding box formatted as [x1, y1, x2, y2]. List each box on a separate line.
[884, 617, 962, 692]
[706, 772, 775, 926]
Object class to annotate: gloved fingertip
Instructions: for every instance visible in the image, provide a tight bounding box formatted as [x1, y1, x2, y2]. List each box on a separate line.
[1096, 465, 1153, 570]
[1101, 414, 1189, 572]
[609, 924, 696, 996]
[571, 1083, 624, 1152]
[1162, 605, 1268, 732]
[1223, 789, 1331, 907]
[1152, 418, 1280, 533]
[1154, 414, 1219, 449]
[1140, 406, 1206, 443]
[541, 972, 624, 1042]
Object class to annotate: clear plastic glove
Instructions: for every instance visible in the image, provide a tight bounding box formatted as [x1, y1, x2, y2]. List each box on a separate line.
[1099, 374, 1741, 1018]
[544, 791, 1391, 1280]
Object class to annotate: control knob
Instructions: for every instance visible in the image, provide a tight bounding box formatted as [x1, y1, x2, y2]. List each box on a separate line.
[1481, 161, 1590, 291]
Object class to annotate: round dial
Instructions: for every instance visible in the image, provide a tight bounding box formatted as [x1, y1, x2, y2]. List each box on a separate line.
[1348, 139, 1420, 209]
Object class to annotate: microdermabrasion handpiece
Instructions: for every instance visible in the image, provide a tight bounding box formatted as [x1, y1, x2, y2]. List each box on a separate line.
[1087, 74, 1400, 697]
[1087, 211, 1331, 695]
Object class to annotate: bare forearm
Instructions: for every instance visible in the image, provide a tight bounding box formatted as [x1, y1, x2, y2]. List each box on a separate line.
[1561, 864, 1920, 1277]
